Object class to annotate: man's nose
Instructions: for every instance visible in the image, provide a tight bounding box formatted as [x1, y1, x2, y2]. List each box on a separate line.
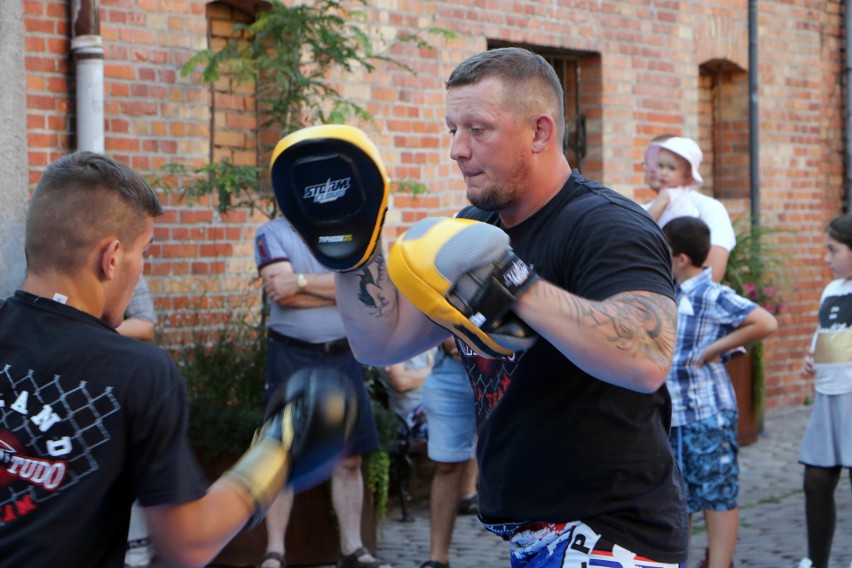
[450, 132, 470, 161]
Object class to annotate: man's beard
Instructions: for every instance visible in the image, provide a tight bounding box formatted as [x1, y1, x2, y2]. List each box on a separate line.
[468, 184, 517, 211]
[466, 158, 525, 211]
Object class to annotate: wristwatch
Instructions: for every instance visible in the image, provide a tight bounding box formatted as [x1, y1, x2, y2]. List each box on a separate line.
[296, 273, 307, 291]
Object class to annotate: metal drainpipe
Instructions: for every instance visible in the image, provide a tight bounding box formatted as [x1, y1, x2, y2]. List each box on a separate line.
[846, 0, 852, 211]
[749, 0, 760, 227]
[71, 0, 104, 153]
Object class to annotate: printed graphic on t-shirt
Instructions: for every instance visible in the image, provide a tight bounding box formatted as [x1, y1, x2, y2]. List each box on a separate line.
[815, 293, 852, 364]
[0, 364, 119, 526]
[458, 343, 523, 421]
[818, 293, 852, 328]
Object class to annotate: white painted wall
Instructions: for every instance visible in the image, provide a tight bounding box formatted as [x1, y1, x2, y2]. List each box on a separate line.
[0, 0, 30, 297]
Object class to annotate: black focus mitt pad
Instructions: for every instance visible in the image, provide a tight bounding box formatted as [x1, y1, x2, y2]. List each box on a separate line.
[266, 367, 358, 493]
[388, 217, 539, 358]
[270, 125, 389, 271]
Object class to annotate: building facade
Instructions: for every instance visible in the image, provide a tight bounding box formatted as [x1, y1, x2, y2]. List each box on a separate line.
[10, 0, 847, 411]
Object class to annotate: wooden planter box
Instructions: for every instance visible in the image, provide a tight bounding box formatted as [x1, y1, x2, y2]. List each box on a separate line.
[201, 460, 377, 567]
[726, 351, 760, 447]
[284, 480, 377, 567]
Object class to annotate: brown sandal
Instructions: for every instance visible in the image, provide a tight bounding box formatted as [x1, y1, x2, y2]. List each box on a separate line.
[338, 546, 389, 568]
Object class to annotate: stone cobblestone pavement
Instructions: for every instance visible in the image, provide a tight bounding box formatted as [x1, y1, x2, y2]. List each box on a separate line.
[685, 404, 852, 568]
[369, 404, 852, 568]
[153, 404, 850, 567]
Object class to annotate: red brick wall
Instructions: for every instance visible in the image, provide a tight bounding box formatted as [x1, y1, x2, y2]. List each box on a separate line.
[23, 0, 846, 411]
[744, 1, 845, 409]
[24, 0, 72, 183]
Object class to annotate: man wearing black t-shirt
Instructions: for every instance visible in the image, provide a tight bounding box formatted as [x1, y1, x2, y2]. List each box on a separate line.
[0, 152, 346, 568]
[333, 48, 688, 567]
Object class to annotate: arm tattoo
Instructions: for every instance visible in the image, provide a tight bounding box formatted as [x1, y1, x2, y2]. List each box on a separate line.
[355, 252, 398, 318]
[541, 287, 676, 371]
[604, 291, 677, 371]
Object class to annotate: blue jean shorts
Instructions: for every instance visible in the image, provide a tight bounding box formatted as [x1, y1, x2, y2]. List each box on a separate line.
[422, 352, 476, 463]
[669, 410, 739, 514]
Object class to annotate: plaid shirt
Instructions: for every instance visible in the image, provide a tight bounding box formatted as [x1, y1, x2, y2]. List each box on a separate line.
[667, 267, 756, 427]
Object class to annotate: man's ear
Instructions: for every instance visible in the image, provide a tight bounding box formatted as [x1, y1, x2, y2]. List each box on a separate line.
[98, 239, 121, 280]
[531, 114, 557, 153]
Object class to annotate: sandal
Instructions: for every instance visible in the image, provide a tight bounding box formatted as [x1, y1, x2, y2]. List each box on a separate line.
[421, 562, 450, 568]
[257, 551, 285, 568]
[457, 493, 479, 515]
[338, 546, 389, 568]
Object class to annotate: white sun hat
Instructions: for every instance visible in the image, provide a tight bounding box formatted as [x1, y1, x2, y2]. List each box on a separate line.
[650, 136, 704, 185]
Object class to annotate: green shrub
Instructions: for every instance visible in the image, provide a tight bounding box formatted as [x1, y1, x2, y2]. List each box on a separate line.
[176, 320, 395, 520]
[177, 320, 266, 463]
[722, 219, 791, 422]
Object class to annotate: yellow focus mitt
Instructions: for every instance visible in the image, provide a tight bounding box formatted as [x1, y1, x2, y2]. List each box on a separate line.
[388, 217, 539, 358]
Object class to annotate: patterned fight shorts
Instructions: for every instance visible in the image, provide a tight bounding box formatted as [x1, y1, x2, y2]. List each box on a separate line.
[669, 409, 739, 514]
[486, 520, 684, 568]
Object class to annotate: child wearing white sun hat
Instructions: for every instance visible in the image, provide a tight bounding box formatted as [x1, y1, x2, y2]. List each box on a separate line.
[644, 136, 704, 229]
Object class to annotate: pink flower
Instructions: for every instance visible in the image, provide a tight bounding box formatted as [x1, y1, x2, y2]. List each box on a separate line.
[743, 282, 758, 299]
[763, 286, 777, 298]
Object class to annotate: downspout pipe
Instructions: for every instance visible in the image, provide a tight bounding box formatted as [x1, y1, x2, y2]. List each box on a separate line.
[846, 0, 852, 211]
[71, 0, 104, 153]
[749, 0, 760, 227]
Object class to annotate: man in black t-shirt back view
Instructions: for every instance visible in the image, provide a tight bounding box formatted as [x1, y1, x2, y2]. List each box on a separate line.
[0, 151, 350, 568]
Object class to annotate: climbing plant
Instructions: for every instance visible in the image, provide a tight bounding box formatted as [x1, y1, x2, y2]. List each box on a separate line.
[151, 0, 450, 218]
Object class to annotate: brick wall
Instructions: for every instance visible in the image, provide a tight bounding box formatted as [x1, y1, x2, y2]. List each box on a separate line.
[22, 0, 846, 411]
[744, 1, 844, 409]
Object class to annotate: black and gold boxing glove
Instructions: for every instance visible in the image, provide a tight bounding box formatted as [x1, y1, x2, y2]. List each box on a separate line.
[221, 367, 357, 528]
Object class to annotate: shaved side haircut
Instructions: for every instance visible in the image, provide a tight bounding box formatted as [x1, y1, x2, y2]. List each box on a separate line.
[25, 151, 163, 275]
[446, 47, 566, 143]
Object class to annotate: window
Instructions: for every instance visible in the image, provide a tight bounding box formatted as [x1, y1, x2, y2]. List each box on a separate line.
[699, 60, 750, 202]
[488, 41, 602, 179]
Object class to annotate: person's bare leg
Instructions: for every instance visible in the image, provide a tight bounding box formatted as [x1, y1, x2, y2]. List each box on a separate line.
[461, 458, 477, 499]
[428, 461, 467, 564]
[261, 489, 294, 567]
[333, 455, 391, 567]
[704, 508, 738, 568]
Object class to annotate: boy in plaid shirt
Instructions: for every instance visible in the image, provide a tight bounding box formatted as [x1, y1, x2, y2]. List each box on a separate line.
[662, 217, 778, 568]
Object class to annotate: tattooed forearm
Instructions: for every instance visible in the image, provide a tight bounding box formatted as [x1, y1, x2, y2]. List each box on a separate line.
[536, 286, 677, 371]
[355, 252, 398, 318]
[604, 291, 677, 370]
